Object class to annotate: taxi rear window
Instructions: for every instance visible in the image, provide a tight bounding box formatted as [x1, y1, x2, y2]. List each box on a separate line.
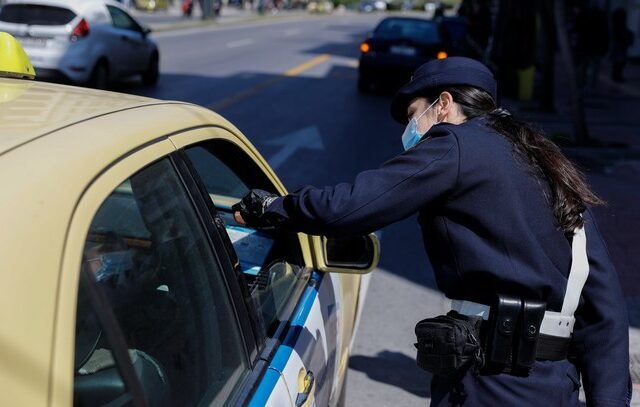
[0, 4, 76, 26]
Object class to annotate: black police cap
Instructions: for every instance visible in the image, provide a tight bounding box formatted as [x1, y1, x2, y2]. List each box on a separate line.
[390, 57, 497, 124]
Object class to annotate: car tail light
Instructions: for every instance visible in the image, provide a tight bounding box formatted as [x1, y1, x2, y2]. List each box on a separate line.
[437, 51, 448, 60]
[360, 42, 371, 53]
[71, 18, 90, 40]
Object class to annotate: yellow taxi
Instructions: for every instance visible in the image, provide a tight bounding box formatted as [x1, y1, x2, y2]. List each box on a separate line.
[0, 32, 379, 406]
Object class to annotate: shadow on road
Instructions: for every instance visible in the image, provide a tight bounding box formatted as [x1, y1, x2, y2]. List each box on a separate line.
[349, 350, 432, 398]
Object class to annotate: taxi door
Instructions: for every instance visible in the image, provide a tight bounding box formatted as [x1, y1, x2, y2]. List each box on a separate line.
[262, 235, 378, 407]
[250, 270, 341, 407]
[167, 126, 378, 407]
[168, 128, 335, 406]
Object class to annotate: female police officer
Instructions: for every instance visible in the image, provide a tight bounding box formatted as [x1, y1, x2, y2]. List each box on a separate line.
[233, 57, 631, 406]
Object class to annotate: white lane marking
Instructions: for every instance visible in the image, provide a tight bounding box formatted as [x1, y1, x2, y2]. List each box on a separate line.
[342, 57, 359, 68]
[283, 28, 300, 36]
[226, 38, 254, 48]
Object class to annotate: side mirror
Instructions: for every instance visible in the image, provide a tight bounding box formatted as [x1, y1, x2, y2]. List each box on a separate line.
[142, 26, 152, 37]
[312, 233, 380, 274]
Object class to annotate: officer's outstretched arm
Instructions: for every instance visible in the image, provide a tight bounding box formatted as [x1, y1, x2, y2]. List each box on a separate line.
[259, 126, 460, 236]
[572, 209, 631, 406]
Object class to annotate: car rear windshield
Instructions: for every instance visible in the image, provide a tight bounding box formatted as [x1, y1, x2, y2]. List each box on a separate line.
[0, 4, 76, 26]
[375, 19, 441, 43]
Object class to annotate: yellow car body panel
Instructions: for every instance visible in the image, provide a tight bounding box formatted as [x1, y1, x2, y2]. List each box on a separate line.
[53, 139, 177, 407]
[0, 78, 155, 155]
[0, 77, 377, 406]
[0, 91, 249, 406]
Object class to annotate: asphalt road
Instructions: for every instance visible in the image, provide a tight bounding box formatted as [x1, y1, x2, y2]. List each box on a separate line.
[116, 15, 639, 405]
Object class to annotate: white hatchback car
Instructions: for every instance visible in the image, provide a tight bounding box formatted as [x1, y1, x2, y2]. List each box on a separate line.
[0, 0, 159, 88]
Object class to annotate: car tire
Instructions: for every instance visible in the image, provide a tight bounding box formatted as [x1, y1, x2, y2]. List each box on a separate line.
[358, 74, 371, 93]
[142, 53, 159, 87]
[89, 60, 109, 90]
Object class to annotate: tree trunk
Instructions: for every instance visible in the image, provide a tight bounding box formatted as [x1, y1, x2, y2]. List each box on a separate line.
[554, 0, 589, 144]
[538, 0, 555, 112]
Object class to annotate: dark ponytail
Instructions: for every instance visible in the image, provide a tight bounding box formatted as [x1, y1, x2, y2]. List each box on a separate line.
[424, 86, 603, 233]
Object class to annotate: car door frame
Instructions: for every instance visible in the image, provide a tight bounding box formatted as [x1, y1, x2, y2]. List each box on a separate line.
[168, 127, 343, 406]
[51, 121, 363, 406]
[52, 130, 268, 406]
[168, 127, 318, 350]
[53, 138, 175, 406]
[172, 147, 306, 406]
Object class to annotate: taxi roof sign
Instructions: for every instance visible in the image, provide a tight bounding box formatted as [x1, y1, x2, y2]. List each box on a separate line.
[0, 32, 36, 80]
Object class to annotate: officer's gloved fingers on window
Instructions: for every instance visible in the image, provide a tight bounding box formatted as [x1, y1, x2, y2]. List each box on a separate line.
[232, 189, 281, 229]
[233, 210, 248, 226]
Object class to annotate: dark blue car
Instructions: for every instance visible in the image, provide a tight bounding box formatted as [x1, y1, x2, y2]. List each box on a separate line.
[358, 16, 450, 92]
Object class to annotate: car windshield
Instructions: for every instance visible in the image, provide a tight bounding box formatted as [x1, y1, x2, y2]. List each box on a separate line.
[0, 4, 76, 26]
[375, 18, 441, 43]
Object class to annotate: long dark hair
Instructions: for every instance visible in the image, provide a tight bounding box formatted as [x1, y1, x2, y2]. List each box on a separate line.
[423, 86, 603, 233]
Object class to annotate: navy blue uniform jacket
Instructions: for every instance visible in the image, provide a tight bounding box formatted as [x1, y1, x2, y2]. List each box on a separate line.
[265, 117, 630, 405]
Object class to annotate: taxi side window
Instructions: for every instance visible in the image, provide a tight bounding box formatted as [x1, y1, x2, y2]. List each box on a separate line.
[184, 141, 309, 340]
[74, 158, 249, 407]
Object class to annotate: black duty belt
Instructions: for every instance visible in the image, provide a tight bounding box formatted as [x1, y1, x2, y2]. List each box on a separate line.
[452, 296, 572, 375]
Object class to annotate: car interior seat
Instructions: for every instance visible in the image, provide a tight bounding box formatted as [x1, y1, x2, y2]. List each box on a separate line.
[73, 281, 171, 407]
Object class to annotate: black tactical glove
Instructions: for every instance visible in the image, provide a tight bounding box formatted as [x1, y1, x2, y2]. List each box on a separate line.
[232, 189, 284, 228]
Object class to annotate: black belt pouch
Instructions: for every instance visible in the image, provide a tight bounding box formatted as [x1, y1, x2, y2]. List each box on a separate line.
[414, 311, 484, 378]
[514, 299, 546, 371]
[485, 295, 521, 367]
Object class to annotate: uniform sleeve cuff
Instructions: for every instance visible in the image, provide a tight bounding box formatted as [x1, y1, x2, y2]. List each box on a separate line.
[264, 196, 287, 217]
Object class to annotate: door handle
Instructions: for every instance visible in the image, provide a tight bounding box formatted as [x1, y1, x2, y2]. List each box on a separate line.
[295, 370, 315, 407]
[120, 35, 129, 42]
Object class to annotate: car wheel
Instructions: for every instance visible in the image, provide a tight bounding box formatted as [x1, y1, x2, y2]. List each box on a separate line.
[358, 73, 371, 93]
[142, 53, 159, 86]
[89, 60, 109, 90]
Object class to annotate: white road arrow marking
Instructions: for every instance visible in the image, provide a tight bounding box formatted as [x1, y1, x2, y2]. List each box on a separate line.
[266, 126, 324, 169]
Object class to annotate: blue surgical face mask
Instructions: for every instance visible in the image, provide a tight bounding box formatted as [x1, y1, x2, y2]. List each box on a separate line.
[401, 99, 439, 150]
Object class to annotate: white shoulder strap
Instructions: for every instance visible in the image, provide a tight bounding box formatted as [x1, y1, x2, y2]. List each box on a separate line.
[560, 225, 590, 316]
[454, 221, 590, 338]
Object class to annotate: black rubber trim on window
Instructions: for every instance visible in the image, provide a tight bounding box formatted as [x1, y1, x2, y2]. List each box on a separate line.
[174, 141, 312, 331]
[172, 149, 263, 355]
[171, 151, 273, 406]
[231, 359, 271, 407]
[170, 151, 259, 361]
[79, 263, 148, 407]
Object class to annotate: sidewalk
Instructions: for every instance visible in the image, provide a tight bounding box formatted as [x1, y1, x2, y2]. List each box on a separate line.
[128, 1, 311, 31]
[504, 59, 640, 403]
